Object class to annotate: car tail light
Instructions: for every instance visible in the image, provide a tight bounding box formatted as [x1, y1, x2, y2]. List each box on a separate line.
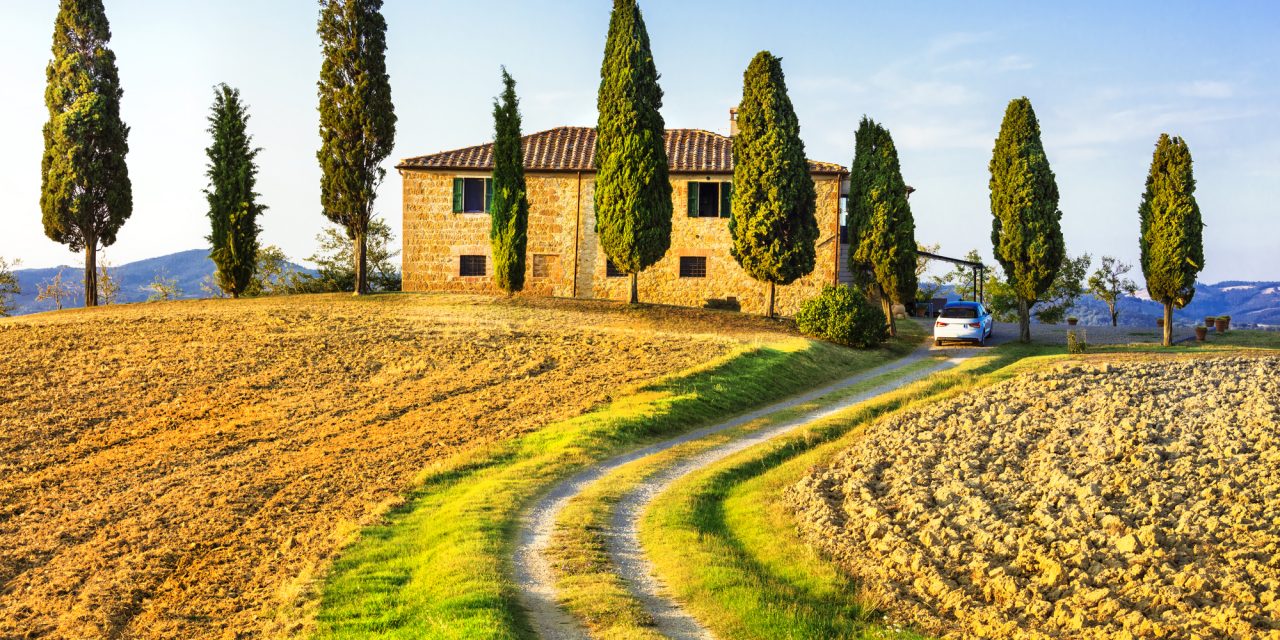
[935, 321, 946, 327]
[967, 322, 981, 328]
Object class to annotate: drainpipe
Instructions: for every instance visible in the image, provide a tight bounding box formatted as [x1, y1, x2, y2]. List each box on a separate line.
[571, 170, 582, 298]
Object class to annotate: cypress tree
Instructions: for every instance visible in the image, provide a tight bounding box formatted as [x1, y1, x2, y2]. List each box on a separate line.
[595, 0, 672, 305]
[490, 68, 529, 295]
[40, 0, 131, 308]
[1139, 134, 1204, 347]
[729, 51, 818, 318]
[846, 117, 917, 336]
[317, 0, 396, 296]
[205, 84, 265, 299]
[989, 97, 1064, 343]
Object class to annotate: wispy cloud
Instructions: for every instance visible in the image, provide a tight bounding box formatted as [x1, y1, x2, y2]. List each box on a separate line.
[1177, 80, 1234, 99]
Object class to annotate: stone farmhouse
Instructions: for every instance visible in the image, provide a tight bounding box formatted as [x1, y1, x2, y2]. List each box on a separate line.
[398, 117, 851, 316]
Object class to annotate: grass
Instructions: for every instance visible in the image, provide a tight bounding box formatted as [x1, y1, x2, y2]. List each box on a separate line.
[311, 328, 918, 639]
[543, 350, 938, 639]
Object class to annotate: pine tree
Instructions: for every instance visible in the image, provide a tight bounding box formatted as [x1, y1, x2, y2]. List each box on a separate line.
[205, 84, 265, 299]
[594, 0, 672, 304]
[317, 0, 396, 296]
[1139, 134, 1203, 346]
[989, 97, 1065, 343]
[846, 117, 917, 336]
[729, 51, 818, 318]
[490, 68, 529, 295]
[40, 0, 131, 308]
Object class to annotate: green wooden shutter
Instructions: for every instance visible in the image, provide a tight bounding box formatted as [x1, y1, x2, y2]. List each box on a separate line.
[484, 178, 494, 213]
[687, 182, 700, 217]
[452, 178, 464, 213]
[720, 182, 732, 218]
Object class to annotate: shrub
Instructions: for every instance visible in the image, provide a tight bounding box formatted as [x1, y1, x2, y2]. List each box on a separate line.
[1067, 329, 1088, 354]
[795, 286, 887, 348]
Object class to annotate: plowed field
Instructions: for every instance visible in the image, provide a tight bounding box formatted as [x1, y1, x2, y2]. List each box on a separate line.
[791, 356, 1280, 639]
[0, 294, 782, 639]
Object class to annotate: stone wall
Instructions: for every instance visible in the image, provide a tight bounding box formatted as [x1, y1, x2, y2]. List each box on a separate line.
[401, 169, 844, 316]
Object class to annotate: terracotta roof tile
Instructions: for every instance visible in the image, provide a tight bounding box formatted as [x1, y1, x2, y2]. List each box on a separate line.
[398, 126, 845, 175]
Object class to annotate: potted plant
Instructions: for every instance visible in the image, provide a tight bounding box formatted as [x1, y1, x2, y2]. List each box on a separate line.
[1205, 316, 1216, 328]
[1215, 315, 1231, 333]
[1195, 325, 1208, 342]
[1067, 316, 1079, 326]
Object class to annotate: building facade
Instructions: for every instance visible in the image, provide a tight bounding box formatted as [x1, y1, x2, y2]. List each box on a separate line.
[400, 126, 850, 316]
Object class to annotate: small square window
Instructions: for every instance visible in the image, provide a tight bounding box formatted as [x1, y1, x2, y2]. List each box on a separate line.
[459, 255, 486, 277]
[605, 259, 625, 278]
[532, 254, 558, 278]
[687, 181, 732, 218]
[679, 256, 707, 278]
[453, 177, 492, 213]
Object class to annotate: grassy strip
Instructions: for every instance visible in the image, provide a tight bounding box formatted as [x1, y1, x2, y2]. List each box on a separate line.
[311, 333, 915, 639]
[543, 356, 941, 639]
[641, 343, 1060, 640]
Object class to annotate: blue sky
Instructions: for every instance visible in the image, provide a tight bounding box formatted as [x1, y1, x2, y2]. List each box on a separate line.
[1, 1, 1277, 282]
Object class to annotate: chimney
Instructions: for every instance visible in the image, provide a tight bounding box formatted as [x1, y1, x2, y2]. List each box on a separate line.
[729, 107, 739, 136]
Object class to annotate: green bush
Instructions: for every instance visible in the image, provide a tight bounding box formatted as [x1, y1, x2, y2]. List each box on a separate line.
[1067, 329, 1088, 354]
[795, 286, 887, 348]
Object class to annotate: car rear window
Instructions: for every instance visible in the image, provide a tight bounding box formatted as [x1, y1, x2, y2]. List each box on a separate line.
[941, 307, 978, 319]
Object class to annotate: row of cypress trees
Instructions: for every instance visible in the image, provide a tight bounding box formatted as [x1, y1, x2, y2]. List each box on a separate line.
[491, 0, 826, 319]
[39, 0, 395, 305]
[988, 98, 1203, 346]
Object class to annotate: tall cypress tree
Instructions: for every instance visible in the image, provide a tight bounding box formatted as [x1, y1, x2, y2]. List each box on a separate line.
[989, 97, 1064, 343]
[1139, 134, 1204, 347]
[317, 0, 396, 296]
[846, 117, 917, 336]
[205, 84, 265, 299]
[40, 0, 131, 308]
[729, 51, 818, 318]
[595, 0, 672, 305]
[490, 67, 529, 295]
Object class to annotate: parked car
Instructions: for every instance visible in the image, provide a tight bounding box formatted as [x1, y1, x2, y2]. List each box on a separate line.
[934, 301, 993, 346]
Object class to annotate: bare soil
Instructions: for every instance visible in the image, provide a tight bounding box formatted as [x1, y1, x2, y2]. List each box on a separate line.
[0, 293, 786, 639]
[790, 356, 1280, 639]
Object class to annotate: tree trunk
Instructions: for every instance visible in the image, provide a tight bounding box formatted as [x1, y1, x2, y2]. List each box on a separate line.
[1109, 303, 1118, 327]
[84, 243, 98, 307]
[629, 272, 638, 305]
[880, 288, 897, 337]
[1163, 302, 1173, 347]
[1018, 298, 1031, 343]
[353, 230, 368, 296]
[767, 282, 776, 318]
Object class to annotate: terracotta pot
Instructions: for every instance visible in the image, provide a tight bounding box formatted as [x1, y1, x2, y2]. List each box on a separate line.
[1195, 326, 1208, 342]
[1067, 318, 1078, 326]
[1205, 317, 1216, 328]
[1215, 317, 1229, 333]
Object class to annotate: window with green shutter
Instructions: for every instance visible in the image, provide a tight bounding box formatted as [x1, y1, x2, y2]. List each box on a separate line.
[688, 181, 731, 218]
[455, 177, 489, 213]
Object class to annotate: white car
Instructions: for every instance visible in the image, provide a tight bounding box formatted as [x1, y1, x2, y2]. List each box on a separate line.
[934, 301, 994, 346]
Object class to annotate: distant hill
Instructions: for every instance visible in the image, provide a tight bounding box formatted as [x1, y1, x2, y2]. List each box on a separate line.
[933, 281, 1280, 328]
[8, 249, 313, 316]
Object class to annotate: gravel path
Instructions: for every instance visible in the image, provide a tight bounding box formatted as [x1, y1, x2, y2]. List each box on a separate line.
[513, 344, 969, 639]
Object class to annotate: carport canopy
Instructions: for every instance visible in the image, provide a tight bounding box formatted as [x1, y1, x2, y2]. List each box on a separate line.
[918, 250, 988, 304]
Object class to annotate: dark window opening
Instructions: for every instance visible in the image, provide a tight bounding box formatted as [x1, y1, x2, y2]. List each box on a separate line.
[687, 182, 732, 218]
[452, 177, 493, 213]
[605, 259, 625, 278]
[459, 255, 486, 277]
[679, 256, 707, 278]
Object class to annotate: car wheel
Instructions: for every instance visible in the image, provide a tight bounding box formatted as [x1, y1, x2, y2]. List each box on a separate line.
[978, 334, 986, 347]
